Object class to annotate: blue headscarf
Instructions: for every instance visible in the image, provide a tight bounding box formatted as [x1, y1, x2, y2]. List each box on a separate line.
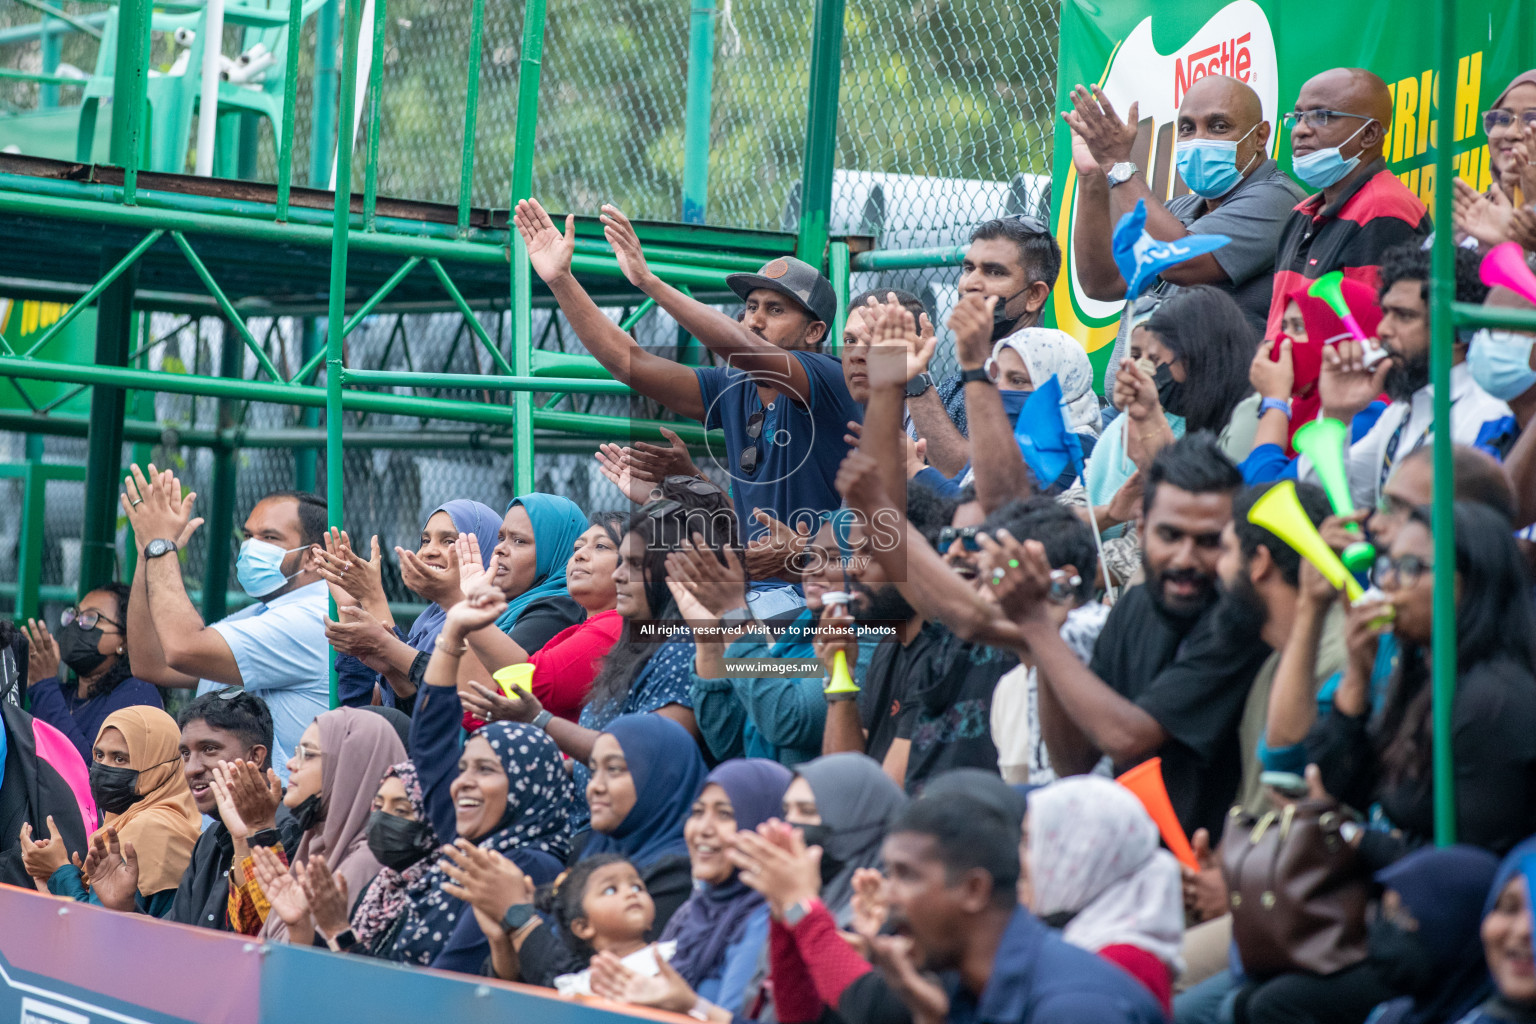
[388, 722, 576, 965]
[403, 499, 502, 650]
[581, 714, 707, 868]
[1374, 845, 1501, 1024]
[493, 493, 588, 633]
[661, 760, 792, 991]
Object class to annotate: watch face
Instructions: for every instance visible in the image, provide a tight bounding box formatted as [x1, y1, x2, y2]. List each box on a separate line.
[147, 539, 169, 557]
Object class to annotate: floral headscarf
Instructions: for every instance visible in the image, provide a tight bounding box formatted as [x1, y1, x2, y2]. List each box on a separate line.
[992, 327, 1101, 437]
[350, 762, 435, 950]
[387, 722, 576, 965]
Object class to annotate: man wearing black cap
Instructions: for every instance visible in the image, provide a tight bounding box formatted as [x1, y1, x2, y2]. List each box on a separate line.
[513, 198, 862, 541]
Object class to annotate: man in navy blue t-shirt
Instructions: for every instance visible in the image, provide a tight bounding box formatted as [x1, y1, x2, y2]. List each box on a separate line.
[512, 198, 863, 547]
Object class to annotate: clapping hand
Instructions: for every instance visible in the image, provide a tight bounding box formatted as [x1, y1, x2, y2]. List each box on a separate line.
[728, 820, 823, 918]
[947, 293, 997, 371]
[19, 815, 76, 888]
[324, 605, 394, 661]
[867, 934, 950, 1024]
[1452, 177, 1513, 246]
[849, 868, 891, 939]
[210, 759, 282, 840]
[1062, 84, 1139, 173]
[249, 845, 310, 935]
[120, 464, 203, 554]
[298, 854, 352, 941]
[595, 445, 661, 505]
[439, 839, 534, 939]
[744, 510, 811, 583]
[590, 950, 705, 1016]
[600, 204, 658, 292]
[22, 618, 59, 685]
[397, 541, 462, 607]
[666, 534, 750, 621]
[82, 825, 140, 912]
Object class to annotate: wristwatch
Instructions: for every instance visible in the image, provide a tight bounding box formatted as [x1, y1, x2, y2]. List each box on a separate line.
[719, 606, 755, 631]
[325, 927, 359, 953]
[248, 827, 281, 849]
[1259, 396, 1293, 418]
[530, 709, 553, 732]
[501, 903, 538, 933]
[904, 372, 933, 398]
[959, 366, 993, 385]
[144, 538, 178, 559]
[782, 898, 821, 929]
[1106, 161, 1138, 187]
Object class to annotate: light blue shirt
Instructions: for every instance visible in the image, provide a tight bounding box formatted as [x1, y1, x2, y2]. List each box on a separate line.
[197, 581, 330, 784]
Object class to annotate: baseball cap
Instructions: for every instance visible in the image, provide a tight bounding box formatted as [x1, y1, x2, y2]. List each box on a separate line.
[726, 256, 838, 327]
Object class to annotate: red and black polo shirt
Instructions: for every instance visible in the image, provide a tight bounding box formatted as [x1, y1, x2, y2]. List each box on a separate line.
[1265, 157, 1431, 339]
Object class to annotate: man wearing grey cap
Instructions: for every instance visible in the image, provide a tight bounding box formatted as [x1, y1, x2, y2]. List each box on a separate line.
[513, 198, 863, 551]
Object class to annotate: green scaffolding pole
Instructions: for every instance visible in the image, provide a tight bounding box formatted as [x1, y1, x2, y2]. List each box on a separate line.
[1428, 0, 1457, 846]
[680, 0, 716, 224]
[510, 0, 549, 495]
[795, 0, 846, 268]
[325, 0, 364, 709]
[202, 321, 242, 624]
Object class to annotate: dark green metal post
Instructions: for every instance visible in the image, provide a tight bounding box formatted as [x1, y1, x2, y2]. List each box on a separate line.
[324, 0, 363, 708]
[296, 319, 320, 490]
[509, 0, 549, 495]
[681, 0, 716, 224]
[202, 321, 242, 624]
[15, 435, 46, 619]
[795, 0, 846, 268]
[1428, 0, 1457, 846]
[78, 251, 138, 594]
[108, 0, 151, 204]
[40, 15, 60, 109]
[298, 0, 339, 491]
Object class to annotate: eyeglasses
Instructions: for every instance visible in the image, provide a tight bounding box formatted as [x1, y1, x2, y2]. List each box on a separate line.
[663, 475, 724, 499]
[62, 607, 123, 632]
[938, 526, 981, 554]
[1281, 109, 1374, 130]
[739, 409, 766, 476]
[292, 745, 324, 767]
[638, 498, 686, 521]
[1372, 553, 1432, 589]
[1482, 109, 1536, 134]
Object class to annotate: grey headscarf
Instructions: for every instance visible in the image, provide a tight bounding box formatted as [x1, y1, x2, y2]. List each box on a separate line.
[794, 753, 908, 923]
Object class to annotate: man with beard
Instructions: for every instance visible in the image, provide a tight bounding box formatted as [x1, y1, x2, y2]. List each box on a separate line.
[513, 198, 861, 536]
[815, 483, 952, 783]
[1026, 433, 1271, 841]
[872, 784, 1163, 1024]
[1316, 243, 1510, 509]
[912, 217, 1063, 475]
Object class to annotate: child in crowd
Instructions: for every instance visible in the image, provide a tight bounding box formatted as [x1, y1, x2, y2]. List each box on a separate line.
[543, 854, 674, 997]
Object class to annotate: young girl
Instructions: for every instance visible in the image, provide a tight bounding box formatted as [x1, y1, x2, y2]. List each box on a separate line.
[543, 854, 674, 997]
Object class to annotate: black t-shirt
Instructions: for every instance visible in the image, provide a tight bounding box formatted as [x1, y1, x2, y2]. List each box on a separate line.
[859, 622, 936, 764]
[901, 624, 1018, 792]
[1089, 585, 1271, 841]
[509, 595, 585, 655]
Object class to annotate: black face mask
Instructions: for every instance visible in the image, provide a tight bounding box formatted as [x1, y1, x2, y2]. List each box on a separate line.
[1153, 363, 1187, 416]
[1369, 918, 1438, 997]
[990, 288, 1032, 341]
[290, 793, 323, 833]
[799, 823, 844, 886]
[58, 623, 109, 677]
[366, 810, 435, 872]
[90, 762, 144, 815]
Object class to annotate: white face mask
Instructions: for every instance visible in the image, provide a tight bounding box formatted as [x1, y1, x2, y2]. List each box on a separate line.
[236, 538, 304, 598]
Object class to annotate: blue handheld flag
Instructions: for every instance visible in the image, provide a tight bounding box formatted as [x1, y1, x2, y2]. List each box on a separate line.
[1113, 198, 1232, 301]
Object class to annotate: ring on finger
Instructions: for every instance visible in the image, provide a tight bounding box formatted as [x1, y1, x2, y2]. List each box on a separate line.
[131, 498, 143, 507]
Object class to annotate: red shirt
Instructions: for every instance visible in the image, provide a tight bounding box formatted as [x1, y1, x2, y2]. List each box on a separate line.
[1099, 944, 1173, 1017]
[462, 609, 623, 731]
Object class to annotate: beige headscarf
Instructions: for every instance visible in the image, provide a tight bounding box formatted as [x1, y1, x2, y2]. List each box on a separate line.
[260, 706, 405, 941]
[94, 707, 202, 896]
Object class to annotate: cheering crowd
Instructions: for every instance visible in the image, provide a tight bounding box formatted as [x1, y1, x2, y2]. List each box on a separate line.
[4, 64, 1536, 1024]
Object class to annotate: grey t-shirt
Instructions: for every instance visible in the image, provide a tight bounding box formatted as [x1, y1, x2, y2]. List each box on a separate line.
[1162, 159, 1306, 334]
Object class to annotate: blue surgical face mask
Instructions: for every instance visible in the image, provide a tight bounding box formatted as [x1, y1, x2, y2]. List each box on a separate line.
[998, 389, 1031, 425]
[1291, 119, 1373, 189]
[1468, 328, 1536, 401]
[1175, 123, 1260, 198]
[236, 538, 303, 598]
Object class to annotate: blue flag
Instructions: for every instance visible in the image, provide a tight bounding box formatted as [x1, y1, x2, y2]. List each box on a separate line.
[1112, 198, 1232, 301]
[1014, 374, 1084, 488]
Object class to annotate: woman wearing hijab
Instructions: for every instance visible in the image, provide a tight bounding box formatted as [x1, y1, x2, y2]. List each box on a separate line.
[237, 706, 406, 941]
[302, 722, 573, 972]
[1462, 836, 1536, 1024]
[453, 511, 626, 726]
[455, 492, 587, 661]
[27, 706, 200, 917]
[1366, 845, 1501, 1024]
[1487, 72, 1536, 203]
[342, 762, 438, 956]
[507, 713, 709, 988]
[1023, 776, 1184, 1014]
[325, 499, 502, 708]
[787, 752, 909, 924]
